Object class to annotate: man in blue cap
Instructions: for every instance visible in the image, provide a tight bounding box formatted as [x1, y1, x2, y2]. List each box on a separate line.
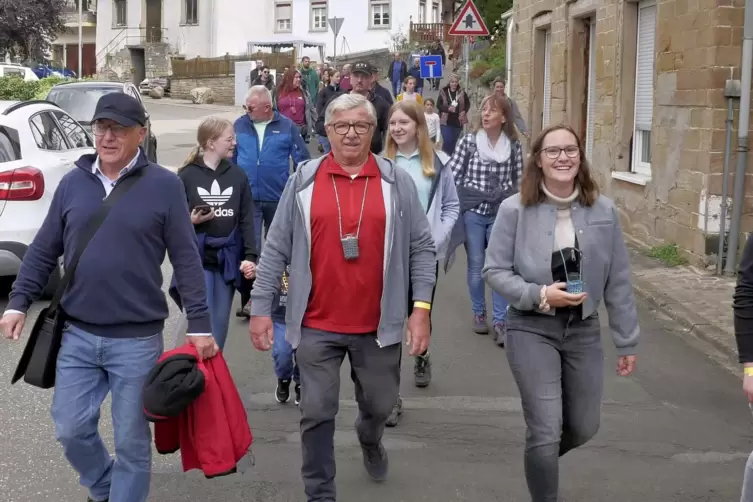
[0, 93, 213, 502]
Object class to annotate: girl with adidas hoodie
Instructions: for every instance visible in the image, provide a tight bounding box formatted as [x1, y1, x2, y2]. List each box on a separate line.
[172, 117, 257, 350]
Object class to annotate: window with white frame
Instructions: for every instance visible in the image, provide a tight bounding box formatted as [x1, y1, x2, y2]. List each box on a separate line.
[542, 29, 552, 128]
[585, 19, 597, 159]
[370, 0, 391, 28]
[632, 0, 656, 176]
[182, 0, 198, 25]
[419, 1, 426, 23]
[113, 0, 126, 27]
[275, 2, 292, 32]
[432, 2, 439, 22]
[310, 0, 327, 31]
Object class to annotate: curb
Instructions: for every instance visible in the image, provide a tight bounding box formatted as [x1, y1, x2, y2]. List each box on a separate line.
[631, 274, 740, 367]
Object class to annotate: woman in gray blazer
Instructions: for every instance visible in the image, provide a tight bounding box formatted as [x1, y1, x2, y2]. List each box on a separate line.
[482, 124, 640, 502]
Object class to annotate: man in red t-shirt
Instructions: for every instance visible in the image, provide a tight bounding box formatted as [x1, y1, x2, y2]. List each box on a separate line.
[249, 93, 437, 501]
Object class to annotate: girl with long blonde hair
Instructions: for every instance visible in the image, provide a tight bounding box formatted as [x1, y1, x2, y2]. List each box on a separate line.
[382, 100, 460, 427]
[169, 116, 257, 350]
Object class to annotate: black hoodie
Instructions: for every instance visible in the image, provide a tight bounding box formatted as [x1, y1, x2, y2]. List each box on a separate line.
[178, 158, 257, 268]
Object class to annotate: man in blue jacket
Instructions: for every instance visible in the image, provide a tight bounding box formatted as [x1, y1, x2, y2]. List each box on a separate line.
[233, 85, 310, 252]
[233, 85, 310, 317]
[0, 93, 213, 502]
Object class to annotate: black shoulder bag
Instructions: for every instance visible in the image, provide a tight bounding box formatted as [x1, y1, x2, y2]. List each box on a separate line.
[11, 169, 145, 389]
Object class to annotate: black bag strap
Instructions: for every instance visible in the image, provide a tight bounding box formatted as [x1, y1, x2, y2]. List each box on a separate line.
[48, 168, 146, 311]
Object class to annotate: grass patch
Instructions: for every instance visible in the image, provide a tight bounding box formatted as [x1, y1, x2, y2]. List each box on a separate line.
[646, 244, 688, 267]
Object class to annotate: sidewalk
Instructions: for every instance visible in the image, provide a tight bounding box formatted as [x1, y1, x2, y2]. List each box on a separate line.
[628, 241, 738, 364]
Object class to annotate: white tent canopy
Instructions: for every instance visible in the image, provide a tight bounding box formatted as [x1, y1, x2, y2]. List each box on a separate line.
[246, 38, 325, 63]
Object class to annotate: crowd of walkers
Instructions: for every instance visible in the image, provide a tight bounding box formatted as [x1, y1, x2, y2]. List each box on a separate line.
[0, 49, 660, 502]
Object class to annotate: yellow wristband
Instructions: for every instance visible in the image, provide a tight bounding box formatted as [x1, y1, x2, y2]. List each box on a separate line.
[744, 367, 753, 377]
[413, 301, 431, 311]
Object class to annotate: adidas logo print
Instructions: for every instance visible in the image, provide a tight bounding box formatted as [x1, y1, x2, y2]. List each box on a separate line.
[198, 180, 234, 217]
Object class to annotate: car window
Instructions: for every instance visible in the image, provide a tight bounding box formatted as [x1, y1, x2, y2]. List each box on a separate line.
[46, 87, 115, 123]
[29, 112, 69, 151]
[53, 111, 94, 149]
[1, 66, 25, 79]
[0, 126, 21, 162]
[124, 85, 141, 102]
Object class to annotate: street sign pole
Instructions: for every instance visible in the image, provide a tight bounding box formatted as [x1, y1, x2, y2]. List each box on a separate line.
[78, 0, 83, 79]
[329, 17, 344, 67]
[463, 36, 469, 90]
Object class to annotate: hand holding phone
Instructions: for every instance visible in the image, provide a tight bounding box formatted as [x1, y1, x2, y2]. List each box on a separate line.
[191, 205, 214, 224]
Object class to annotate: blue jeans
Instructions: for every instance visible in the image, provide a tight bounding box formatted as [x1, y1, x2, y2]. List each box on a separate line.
[204, 268, 235, 349]
[392, 80, 402, 96]
[464, 210, 508, 323]
[253, 200, 279, 255]
[273, 320, 299, 382]
[318, 135, 331, 154]
[440, 124, 462, 156]
[51, 323, 163, 502]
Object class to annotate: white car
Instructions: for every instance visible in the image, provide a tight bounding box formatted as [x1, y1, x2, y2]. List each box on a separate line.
[0, 100, 95, 295]
[0, 64, 39, 81]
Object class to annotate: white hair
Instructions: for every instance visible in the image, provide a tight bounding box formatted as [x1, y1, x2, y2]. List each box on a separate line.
[245, 85, 272, 103]
[324, 93, 377, 126]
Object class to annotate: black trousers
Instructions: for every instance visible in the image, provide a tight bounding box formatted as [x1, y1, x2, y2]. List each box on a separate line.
[399, 262, 439, 367]
[239, 277, 254, 306]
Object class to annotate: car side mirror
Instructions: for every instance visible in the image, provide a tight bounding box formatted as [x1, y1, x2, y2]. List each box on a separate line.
[144, 111, 150, 121]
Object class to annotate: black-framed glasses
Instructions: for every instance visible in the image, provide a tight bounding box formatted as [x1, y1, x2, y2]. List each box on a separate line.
[92, 121, 130, 138]
[329, 121, 373, 136]
[541, 146, 580, 159]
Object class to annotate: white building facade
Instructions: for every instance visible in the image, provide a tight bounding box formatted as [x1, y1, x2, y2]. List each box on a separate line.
[95, 0, 427, 64]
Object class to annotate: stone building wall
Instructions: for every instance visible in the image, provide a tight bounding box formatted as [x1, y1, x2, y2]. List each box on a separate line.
[508, 0, 751, 264]
[170, 75, 235, 104]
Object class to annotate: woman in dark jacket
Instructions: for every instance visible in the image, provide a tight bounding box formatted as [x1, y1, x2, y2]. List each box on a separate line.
[315, 69, 341, 153]
[436, 72, 470, 156]
[173, 116, 257, 350]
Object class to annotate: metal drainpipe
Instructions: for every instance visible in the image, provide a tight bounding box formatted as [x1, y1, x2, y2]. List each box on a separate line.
[724, 0, 753, 276]
[717, 85, 737, 275]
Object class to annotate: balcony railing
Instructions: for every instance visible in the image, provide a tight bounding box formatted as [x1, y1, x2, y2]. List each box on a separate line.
[409, 21, 453, 43]
[63, 0, 97, 27]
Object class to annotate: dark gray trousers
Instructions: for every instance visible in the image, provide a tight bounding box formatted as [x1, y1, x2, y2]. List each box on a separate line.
[505, 309, 603, 502]
[296, 327, 401, 502]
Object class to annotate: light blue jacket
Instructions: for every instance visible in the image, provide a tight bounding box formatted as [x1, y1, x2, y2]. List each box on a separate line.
[482, 192, 640, 356]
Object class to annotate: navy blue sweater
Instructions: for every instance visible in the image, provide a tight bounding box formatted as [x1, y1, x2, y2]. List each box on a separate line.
[7, 152, 211, 338]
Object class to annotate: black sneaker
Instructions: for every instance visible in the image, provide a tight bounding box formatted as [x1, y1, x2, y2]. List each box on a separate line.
[275, 379, 291, 403]
[361, 441, 388, 482]
[294, 383, 301, 406]
[87, 498, 108, 502]
[414, 354, 432, 388]
[385, 396, 402, 427]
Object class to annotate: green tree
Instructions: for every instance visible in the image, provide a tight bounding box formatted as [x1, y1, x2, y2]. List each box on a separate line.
[473, 0, 513, 38]
[0, 0, 66, 61]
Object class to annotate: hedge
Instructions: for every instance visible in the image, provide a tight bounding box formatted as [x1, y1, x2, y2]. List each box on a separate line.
[0, 76, 73, 101]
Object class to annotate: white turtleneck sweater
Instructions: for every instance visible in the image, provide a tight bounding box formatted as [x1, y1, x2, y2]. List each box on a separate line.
[542, 184, 579, 251]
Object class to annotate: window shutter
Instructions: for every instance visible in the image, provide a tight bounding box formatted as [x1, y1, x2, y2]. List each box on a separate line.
[542, 30, 552, 128]
[635, 2, 656, 131]
[585, 20, 597, 158]
[276, 3, 292, 20]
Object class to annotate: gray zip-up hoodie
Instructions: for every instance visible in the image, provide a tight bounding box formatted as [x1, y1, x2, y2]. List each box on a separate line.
[249, 154, 437, 348]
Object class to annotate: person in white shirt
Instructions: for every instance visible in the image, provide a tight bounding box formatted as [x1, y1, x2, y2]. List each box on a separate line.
[424, 98, 441, 147]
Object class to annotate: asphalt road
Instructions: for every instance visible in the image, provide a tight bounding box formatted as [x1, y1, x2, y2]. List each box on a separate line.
[0, 98, 752, 501]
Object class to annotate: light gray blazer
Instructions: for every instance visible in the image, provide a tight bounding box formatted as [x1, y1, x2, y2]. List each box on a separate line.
[482, 192, 640, 356]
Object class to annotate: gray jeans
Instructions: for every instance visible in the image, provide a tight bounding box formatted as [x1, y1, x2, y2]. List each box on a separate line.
[506, 308, 603, 502]
[296, 327, 401, 502]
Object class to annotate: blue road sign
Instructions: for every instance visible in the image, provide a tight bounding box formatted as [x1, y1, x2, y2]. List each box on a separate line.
[419, 55, 444, 80]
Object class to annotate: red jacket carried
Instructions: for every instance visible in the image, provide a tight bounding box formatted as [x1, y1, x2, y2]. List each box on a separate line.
[142, 344, 253, 478]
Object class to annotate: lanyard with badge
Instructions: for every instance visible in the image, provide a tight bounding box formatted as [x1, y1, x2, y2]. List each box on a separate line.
[332, 175, 369, 260]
